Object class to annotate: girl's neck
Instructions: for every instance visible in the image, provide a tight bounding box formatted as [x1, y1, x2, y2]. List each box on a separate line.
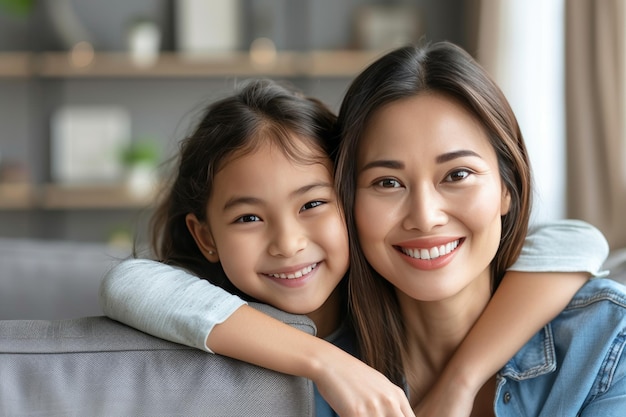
[306, 287, 343, 339]
[397, 273, 492, 401]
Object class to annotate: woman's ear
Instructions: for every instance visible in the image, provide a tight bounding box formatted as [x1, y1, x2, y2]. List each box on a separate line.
[500, 185, 512, 216]
[186, 213, 219, 263]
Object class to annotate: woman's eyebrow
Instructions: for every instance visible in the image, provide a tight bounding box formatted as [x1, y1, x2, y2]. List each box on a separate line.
[436, 150, 481, 163]
[359, 160, 405, 173]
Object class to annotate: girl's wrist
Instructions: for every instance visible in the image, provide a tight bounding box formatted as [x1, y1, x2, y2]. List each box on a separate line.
[439, 360, 484, 397]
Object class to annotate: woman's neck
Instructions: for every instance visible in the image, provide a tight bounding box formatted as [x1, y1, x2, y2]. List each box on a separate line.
[397, 273, 492, 401]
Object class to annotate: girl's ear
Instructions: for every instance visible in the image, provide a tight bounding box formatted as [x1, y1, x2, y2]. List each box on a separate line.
[186, 213, 219, 263]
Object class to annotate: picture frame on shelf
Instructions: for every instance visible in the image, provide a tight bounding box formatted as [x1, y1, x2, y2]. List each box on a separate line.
[50, 106, 131, 185]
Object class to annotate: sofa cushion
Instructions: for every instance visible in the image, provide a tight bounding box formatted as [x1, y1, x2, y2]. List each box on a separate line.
[0, 304, 316, 416]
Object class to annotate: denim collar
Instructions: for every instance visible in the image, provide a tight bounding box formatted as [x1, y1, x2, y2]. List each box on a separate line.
[499, 324, 557, 380]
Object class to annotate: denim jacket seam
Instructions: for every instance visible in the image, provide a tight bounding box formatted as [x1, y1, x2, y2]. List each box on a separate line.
[587, 327, 626, 404]
[566, 289, 626, 311]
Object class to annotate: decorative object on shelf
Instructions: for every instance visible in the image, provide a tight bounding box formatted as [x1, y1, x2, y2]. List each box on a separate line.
[51, 106, 131, 185]
[353, 3, 422, 50]
[120, 138, 160, 198]
[0, 156, 33, 209]
[249, 37, 277, 68]
[127, 18, 161, 67]
[44, 0, 94, 49]
[69, 40, 95, 68]
[175, 0, 241, 53]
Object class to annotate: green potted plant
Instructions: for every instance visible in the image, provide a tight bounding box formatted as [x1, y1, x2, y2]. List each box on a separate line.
[120, 139, 160, 197]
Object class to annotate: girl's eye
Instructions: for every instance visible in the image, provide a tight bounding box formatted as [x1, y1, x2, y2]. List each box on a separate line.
[375, 178, 402, 188]
[445, 169, 472, 182]
[300, 200, 325, 212]
[235, 214, 261, 223]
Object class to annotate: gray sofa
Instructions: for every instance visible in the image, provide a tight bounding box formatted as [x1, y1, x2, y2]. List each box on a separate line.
[0, 239, 316, 416]
[0, 303, 316, 416]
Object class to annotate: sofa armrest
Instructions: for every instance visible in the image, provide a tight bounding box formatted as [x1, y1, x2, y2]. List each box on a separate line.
[0, 303, 316, 416]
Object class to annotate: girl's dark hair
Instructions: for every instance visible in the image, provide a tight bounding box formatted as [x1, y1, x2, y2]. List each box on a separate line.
[148, 79, 338, 298]
[334, 41, 532, 385]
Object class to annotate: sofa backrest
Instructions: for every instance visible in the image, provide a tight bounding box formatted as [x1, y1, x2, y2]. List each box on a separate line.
[0, 304, 316, 416]
[0, 238, 126, 320]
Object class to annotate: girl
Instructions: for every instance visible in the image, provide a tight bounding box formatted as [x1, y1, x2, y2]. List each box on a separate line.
[336, 41, 626, 415]
[101, 78, 609, 416]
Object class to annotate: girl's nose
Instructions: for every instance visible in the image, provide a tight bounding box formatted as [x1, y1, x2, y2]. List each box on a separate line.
[268, 220, 307, 257]
[401, 184, 448, 232]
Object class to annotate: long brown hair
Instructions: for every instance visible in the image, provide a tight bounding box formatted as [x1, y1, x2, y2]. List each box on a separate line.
[147, 79, 339, 299]
[334, 41, 532, 385]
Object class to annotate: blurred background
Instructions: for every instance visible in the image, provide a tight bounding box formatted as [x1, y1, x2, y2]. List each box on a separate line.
[0, 0, 624, 318]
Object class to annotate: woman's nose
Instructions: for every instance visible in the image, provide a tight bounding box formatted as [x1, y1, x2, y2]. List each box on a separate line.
[401, 184, 448, 232]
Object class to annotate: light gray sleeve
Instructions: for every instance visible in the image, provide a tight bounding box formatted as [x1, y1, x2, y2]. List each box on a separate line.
[99, 259, 247, 353]
[509, 219, 609, 277]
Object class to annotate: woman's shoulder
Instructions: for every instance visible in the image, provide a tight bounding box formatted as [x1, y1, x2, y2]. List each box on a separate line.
[566, 278, 626, 310]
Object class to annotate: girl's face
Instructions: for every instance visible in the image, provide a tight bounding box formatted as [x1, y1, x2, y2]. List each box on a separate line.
[354, 93, 511, 303]
[194, 139, 349, 317]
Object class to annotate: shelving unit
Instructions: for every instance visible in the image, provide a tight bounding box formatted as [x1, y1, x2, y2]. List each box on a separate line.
[0, 50, 381, 215]
[0, 1, 467, 243]
[1, 50, 382, 79]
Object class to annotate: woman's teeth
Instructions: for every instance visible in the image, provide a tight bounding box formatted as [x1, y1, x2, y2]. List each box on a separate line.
[401, 240, 459, 260]
[268, 263, 318, 279]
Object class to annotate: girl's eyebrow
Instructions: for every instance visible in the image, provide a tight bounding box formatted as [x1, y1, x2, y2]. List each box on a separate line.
[222, 182, 333, 211]
[291, 182, 334, 197]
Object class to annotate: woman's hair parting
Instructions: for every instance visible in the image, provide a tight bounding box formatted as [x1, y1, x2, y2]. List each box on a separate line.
[148, 79, 338, 296]
[334, 41, 532, 384]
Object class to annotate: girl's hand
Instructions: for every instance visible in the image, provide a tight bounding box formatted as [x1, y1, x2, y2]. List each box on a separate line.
[313, 351, 415, 417]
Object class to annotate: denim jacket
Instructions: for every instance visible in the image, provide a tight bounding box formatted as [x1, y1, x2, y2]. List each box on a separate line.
[494, 278, 626, 416]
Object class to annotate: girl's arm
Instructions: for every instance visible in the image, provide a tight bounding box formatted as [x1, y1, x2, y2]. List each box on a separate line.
[414, 219, 610, 417]
[100, 259, 414, 417]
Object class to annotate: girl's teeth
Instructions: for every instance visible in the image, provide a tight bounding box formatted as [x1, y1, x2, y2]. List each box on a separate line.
[402, 240, 459, 260]
[269, 263, 317, 279]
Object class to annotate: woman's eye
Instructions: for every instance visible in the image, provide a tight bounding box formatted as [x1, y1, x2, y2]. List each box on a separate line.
[301, 200, 325, 212]
[235, 214, 261, 223]
[375, 178, 402, 188]
[445, 169, 472, 182]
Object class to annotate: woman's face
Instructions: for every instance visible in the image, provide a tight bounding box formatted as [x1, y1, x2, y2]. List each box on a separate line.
[354, 93, 511, 302]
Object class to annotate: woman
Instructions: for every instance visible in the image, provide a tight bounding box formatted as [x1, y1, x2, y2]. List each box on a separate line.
[335, 41, 626, 415]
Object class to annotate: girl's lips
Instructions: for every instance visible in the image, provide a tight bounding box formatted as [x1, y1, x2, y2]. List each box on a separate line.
[262, 262, 319, 280]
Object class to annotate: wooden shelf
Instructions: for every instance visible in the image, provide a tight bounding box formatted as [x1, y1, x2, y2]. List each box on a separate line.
[0, 184, 37, 209]
[41, 183, 156, 210]
[0, 53, 34, 78]
[0, 183, 157, 210]
[0, 50, 383, 79]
